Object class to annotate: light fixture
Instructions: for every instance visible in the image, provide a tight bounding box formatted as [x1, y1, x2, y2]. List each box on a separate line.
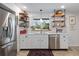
[23, 6, 27, 9]
[61, 5, 65, 9]
[40, 9, 43, 30]
[40, 9, 43, 23]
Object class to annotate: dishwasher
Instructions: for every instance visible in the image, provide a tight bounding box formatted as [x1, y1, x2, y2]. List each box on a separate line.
[49, 34, 60, 49]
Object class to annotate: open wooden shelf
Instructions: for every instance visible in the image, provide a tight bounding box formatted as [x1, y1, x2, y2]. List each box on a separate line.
[52, 9, 65, 28]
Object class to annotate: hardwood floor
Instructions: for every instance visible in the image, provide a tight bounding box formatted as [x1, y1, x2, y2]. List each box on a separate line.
[17, 50, 29, 56]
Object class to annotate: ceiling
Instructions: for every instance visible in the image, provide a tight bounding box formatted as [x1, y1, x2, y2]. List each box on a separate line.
[14, 3, 79, 14]
[3, 3, 79, 15]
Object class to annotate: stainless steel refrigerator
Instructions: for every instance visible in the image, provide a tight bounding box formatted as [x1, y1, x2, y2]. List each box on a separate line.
[0, 4, 17, 56]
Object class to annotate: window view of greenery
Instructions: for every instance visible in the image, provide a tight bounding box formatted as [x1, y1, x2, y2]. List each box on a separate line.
[31, 18, 49, 30]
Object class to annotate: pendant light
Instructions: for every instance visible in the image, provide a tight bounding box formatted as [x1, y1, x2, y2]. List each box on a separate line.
[40, 9, 43, 23]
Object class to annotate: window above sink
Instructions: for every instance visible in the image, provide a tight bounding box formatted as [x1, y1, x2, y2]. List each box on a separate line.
[31, 18, 50, 31]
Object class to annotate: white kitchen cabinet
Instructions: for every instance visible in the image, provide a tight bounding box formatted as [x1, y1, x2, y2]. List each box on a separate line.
[20, 35, 26, 49]
[19, 34, 48, 49]
[40, 34, 48, 49]
[19, 33, 68, 49]
[20, 35, 32, 49]
[28, 34, 41, 49]
[25, 36, 32, 49]
[29, 34, 48, 49]
[60, 34, 68, 49]
[31, 37, 41, 49]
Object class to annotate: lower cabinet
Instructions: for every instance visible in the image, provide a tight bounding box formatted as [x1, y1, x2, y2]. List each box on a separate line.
[20, 35, 32, 49]
[60, 34, 68, 49]
[49, 34, 68, 49]
[31, 37, 41, 49]
[20, 34, 68, 49]
[20, 35, 27, 49]
[40, 35, 48, 49]
[20, 34, 48, 49]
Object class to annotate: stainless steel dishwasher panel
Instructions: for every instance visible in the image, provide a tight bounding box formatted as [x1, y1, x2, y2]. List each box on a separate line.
[49, 34, 60, 49]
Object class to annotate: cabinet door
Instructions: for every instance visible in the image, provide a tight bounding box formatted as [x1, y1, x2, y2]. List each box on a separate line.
[40, 34, 48, 49]
[20, 36, 26, 49]
[28, 34, 41, 49]
[25, 36, 32, 49]
[31, 37, 41, 49]
[34, 35, 41, 49]
[20, 35, 32, 49]
[60, 34, 68, 49]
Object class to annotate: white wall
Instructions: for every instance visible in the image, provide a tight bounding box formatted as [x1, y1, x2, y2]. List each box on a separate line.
[66, 12, 79, 46]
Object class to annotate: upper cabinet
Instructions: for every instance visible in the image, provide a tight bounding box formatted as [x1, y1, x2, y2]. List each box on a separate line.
[52, 9, 65, 28]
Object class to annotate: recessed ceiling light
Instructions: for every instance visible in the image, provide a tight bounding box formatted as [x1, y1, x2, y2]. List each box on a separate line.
[61, 5, 65, 9]
[23, 6, 27, 9]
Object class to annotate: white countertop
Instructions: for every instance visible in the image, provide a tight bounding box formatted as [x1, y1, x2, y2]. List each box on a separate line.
[28, 32, 65, 35]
